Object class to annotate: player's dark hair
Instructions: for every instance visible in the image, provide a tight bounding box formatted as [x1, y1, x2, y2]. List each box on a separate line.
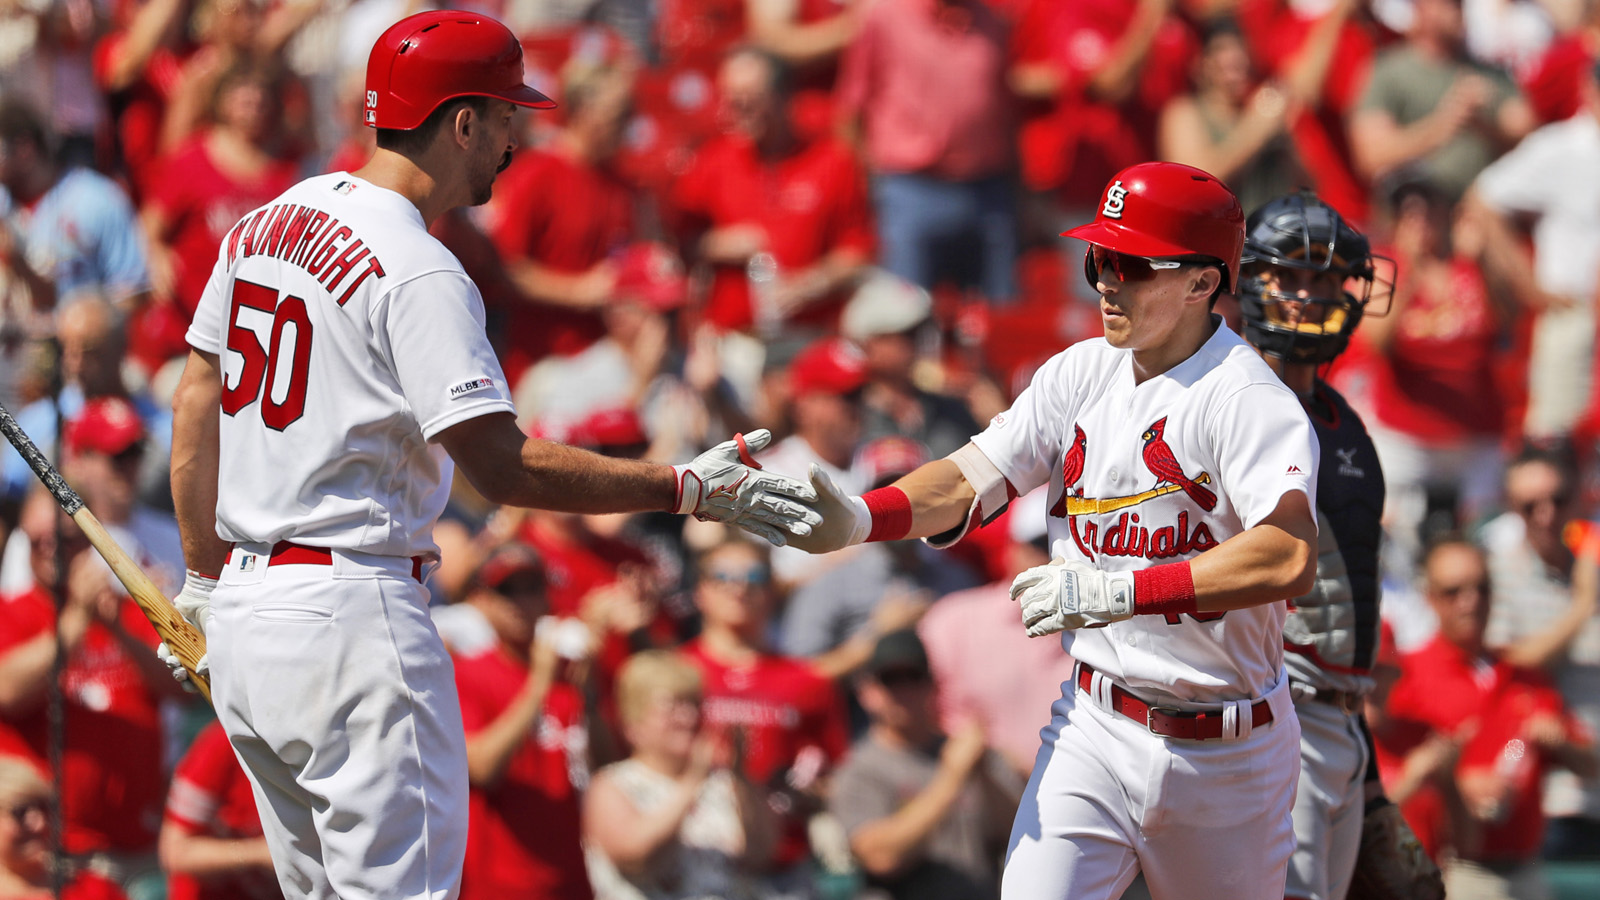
[374, 95, 493, 157]
[1506, 441, 1580, 498]
[0, 100, 49, 156]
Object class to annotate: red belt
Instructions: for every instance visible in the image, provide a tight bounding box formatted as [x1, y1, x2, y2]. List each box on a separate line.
[1076, 662, 1273, 741]
[266, 541, 424, 582]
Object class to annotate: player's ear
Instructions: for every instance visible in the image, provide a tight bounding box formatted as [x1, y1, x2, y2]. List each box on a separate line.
[451, 104, 476, 149]
[1189, 267, 1221, 302]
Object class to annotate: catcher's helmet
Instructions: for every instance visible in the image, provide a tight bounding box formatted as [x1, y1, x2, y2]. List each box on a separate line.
[1063, 161, 1245, 292]
[1237, 191, 1385, 365]
[365, 11, 555, 131]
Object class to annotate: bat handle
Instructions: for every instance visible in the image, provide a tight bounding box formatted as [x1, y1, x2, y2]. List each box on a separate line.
[0, 401, 83, 515]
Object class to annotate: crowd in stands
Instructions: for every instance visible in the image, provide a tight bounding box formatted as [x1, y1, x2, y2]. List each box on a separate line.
[2, 0, 1600, 897]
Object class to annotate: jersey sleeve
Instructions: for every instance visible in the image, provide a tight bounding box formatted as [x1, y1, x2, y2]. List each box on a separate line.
[1209, 382, 1318, 529]
[1473, 124, 1562, 215]
[372, 270, 515, 440]
[164, 725, 234, 831]
[969, 350, 1073, 496]
[185, 242, 232, 356]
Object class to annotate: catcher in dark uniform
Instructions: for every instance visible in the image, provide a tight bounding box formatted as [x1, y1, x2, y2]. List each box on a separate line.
[1237, 191, 1441, 900]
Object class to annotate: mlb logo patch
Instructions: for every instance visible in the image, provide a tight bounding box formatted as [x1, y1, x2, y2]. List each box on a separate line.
[239, 554, 257, 572]
[333, 180, 357, 195]
[449, 377, 496, 400]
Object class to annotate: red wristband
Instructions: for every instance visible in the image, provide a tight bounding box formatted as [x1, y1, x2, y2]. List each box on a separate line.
[1133, 561, 1198, 616]
[862, 486, 913, 543]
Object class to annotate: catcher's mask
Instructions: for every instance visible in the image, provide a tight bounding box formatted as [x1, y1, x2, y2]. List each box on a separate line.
[1237, 191, 1392, 365]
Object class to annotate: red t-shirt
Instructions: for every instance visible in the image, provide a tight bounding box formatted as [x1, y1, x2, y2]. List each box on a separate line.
[1236, 0, 1377, 225]
[1521, 34, 1596, 125]
[453, 647, 592, 900]
[682, 640, 848, 864]
[671, 134, 873, 332]
[163, 722, 279, 900]
[655, 0, 746, 70]
[486, 147, 635, 377]
[1011, 0, 1195, 204]
[1361, 253, 1504, 443]
[150, 136, 298, 314]
[1376, 636, 1582, 862]
[0, 587, 164, 854]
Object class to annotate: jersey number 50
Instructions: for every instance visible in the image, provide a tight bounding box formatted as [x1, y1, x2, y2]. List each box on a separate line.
[222, 279, 313, 430]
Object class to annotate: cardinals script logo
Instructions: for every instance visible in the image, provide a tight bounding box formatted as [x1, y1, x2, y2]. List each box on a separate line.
[1052, 418, 1221, 563]
[1102, 181, 1129, 219]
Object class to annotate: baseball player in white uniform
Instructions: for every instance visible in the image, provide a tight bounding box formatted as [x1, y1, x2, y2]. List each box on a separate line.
[162, 13, 819, 900]
[788, 162, 1321, 900]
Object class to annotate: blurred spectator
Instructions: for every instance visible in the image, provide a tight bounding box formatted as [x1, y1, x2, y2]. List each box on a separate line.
[844, 272, 978, 460]
[1157, 18, 1304, 216]
[452, 542, 597, 900]
[757, 337, 867, 587]
[0, 487, 181, 898]
[139, 61, 299, 373]
[836, 0, 1016, 304]
[1518, 0, 1600, 125]
[158, 720, 279, 900]
[1350, 0, 1536, 203]
[1462, 0, 1557, 73]
[781, 436, 979, 681]
[681, 536, 849, 895]
[672, 48, 872, 342]
[1465, 60, 1600, 441]
[1011, 0, 1194, 233]
[512, 243, 688, 437]
[827, 629, 1022, 900]
[1373, 537, 1596, 897]
[584, 649, 777, 900]
[1482, 446, 1600, 861]
[0, 754, 129, 900]
[0, 0, 106, 168]
[0, 99, 148, 315]
[744, 0, 865, 137]
[487, 60, 637, 385]
[919, 488, 1077, 777]
[1337, 177, 1510, 562]
[92, 0, 197, 199]
[1234, 0, 1379, 223]
[61, 397, 183, 595]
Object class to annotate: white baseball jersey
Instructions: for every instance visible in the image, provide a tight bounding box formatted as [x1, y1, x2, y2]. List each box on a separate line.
[186, 173, 515, 558]
[972, 321, 1318, 706]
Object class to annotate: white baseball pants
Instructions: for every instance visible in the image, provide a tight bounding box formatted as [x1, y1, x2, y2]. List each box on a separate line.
[1002, 674, 1300, 900]
[208, 544, 468, 900]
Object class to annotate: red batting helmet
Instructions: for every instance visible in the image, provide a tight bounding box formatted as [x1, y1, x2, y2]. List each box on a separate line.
[365, 11, 556, 131]
[1062, 162, 1245, 292]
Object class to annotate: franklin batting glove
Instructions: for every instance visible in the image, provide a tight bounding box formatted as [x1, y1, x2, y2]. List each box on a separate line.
[673, 430, 822, 547]
[173, 569, 218, 637]
[1011, 560, 1135, 637]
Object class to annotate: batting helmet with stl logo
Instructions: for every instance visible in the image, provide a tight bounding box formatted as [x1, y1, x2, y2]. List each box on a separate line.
[365, 11, 556, 131]
[1062, 162, 1245, 293]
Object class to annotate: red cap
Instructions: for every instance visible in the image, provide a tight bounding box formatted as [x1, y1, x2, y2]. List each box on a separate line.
[857, 436, 928, 488]
[365, 11, 556, 131]
[789, 337, 868, 397]
[1062, 161, 1245, 291]
[66, 397, 145, 458]
[614, 243, 688, 312]
[570, 407, 649, 449]
[475, 542, 545, 591]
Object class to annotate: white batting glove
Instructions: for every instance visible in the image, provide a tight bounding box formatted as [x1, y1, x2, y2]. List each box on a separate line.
[155, 641, 209, 690]
[173, 570, 218, 637]
[784, 465, 872, 555]
[673, 429, 822, 547]
[1011, 560, 1135, 637]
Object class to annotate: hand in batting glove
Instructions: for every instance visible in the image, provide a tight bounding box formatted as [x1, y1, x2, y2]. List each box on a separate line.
[1010, 560, 1135, 637]
[155, 641, 209, 691]
[173, 569, 218, 637]
[783, 466, 872, 555]
[673, 430, 822, 547]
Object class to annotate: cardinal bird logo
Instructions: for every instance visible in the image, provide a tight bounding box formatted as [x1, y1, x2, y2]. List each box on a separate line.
[1140, 417, 1217, 511]
[1049, 424, 1088, 518]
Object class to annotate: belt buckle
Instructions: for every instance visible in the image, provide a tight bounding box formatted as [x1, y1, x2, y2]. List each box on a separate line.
[1146, 706, 1185, 735]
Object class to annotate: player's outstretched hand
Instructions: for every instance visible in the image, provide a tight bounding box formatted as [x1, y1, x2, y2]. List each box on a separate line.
[784, 465, 872, 555]
[674, 430, 822, 547]
[155, 641, 209, 693]
[1011, 559, 1135, 637]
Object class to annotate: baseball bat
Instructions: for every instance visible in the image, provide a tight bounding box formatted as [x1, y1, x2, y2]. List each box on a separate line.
[0, 401, 211, 702]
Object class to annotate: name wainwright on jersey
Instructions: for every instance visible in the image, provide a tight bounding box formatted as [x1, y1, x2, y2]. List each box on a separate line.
[223, 202, 388, 306]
